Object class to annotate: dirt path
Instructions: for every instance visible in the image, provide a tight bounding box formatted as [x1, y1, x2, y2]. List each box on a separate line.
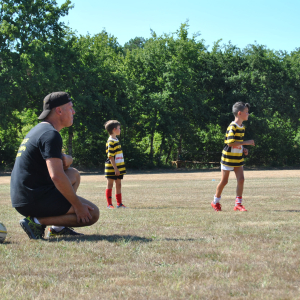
[1, 169, 299, 185]
[80, 169, 300, 182]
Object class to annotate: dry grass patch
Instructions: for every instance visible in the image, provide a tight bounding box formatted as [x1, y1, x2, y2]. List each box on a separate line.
[0, 170, 300, 299]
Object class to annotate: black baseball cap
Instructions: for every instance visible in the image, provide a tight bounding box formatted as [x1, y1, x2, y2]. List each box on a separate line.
[38, 92, 72, 120]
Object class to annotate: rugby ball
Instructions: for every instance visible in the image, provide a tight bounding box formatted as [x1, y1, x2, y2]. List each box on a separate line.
[0, 222, 7, 243]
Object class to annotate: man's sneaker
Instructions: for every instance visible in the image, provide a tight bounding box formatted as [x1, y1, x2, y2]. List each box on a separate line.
[117, 204, 127, 208]
[211, 201, 222, 211]
[234, 204, 247, 211]
[107, 205, 115, 209]
[46, 227, 84, 238]
[19, 216, 46, 240]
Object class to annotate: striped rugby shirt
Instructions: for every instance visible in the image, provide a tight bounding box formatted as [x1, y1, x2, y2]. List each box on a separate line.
[105, 137, 126, 177]
[220, 121, 245, 167]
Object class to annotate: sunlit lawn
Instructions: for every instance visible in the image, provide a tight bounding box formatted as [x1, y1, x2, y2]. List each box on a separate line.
[0, 169, 300, 299]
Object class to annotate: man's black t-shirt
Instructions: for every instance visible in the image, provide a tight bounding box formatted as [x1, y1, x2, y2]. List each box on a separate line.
[10, 123, 63, 207]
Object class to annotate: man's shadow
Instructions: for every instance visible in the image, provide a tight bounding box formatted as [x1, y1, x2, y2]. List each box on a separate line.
[47, 234, 153, 243]
[47, 235, 202, 243]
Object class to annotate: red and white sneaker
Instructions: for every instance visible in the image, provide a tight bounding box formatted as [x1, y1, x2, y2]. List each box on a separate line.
[107, 205, 115, 209]
[211, 201, 222, 211]
[117, 204, 127, 208]
[234, 204, 247, 211]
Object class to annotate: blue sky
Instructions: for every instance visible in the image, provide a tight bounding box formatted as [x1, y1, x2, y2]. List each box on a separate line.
[56, 0, 299, 52]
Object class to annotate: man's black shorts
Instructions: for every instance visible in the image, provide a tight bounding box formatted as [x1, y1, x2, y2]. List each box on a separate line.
[15, 189, 71, 218]
[105, 175, 124, 180]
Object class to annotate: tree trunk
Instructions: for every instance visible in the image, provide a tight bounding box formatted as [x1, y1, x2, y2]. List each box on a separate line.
[149, 131, 154, 165]
[149, 109, 158, 165]
[165, 142, 173, 164]
[158, 133, 165, 164]
[177, 134, 182, 160]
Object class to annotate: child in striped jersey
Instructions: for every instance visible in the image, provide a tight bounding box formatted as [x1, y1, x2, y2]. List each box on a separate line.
[104, 120, 127, 209]
[211, 102, 255, 212]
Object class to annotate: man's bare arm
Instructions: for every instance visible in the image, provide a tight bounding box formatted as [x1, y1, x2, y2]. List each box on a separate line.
[62, 154, 73, 170]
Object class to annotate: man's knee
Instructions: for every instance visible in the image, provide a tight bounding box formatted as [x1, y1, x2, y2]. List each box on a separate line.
[69, 167, 80, 179]
[90, 204, 100, 225]
[79, 198, 100, 226]
[65, 167, 80, 185]
[73, 168, 80, 184]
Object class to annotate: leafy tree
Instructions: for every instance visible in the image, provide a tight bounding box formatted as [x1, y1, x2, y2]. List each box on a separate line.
[67, 31, 129, 167]
[0, 0, 73, 117]
[2, 3, 300, 169]
[123, 36, 146, 52]
[0, 0, 73, 167]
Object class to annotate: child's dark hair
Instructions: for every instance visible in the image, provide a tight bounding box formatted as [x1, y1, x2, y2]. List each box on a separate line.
[104, 120, 121, 134]
[232, 102, 250, 117]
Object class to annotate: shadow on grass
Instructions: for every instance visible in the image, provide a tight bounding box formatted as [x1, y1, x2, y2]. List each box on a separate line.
[47, 234, 153, 243]
[274, 210, 300, 212]
[162, 237, 206, 242]
[47, 234, 205, 243]
[0, 241, 12, 245]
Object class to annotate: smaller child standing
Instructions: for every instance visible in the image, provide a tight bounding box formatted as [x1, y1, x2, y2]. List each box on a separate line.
[104, 120, 127, 209]
[211, 102, 255, 212]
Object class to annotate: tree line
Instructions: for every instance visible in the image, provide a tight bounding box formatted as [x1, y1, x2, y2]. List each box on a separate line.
[1, 0, 300, 170]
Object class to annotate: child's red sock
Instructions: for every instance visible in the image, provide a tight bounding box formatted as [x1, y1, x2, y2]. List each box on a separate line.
[235, 196, 242, 206]
[106, 189, 112, 206]
[116, 193, 122, 206]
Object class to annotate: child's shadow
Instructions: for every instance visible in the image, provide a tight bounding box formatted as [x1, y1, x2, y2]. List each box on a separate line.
[47, 234, 153, 243]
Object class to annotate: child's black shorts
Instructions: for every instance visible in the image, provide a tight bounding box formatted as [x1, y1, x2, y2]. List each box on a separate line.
[14, 188, 71, 218]
[105, 175, 124, 180]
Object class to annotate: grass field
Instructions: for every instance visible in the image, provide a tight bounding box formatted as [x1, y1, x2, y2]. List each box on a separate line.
[0, 169, 300, 299]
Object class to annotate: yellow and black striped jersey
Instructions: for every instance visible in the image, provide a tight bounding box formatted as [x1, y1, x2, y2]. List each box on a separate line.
[220, 122, 245, 167]
[105, 137, 126, 177]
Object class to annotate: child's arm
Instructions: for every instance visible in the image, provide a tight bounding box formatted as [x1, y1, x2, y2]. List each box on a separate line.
[228, 140, 255, 147]
[109, 156, 120, 176]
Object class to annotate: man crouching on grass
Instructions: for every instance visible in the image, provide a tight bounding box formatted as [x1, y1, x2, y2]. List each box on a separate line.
[10, 92, 99, 239]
